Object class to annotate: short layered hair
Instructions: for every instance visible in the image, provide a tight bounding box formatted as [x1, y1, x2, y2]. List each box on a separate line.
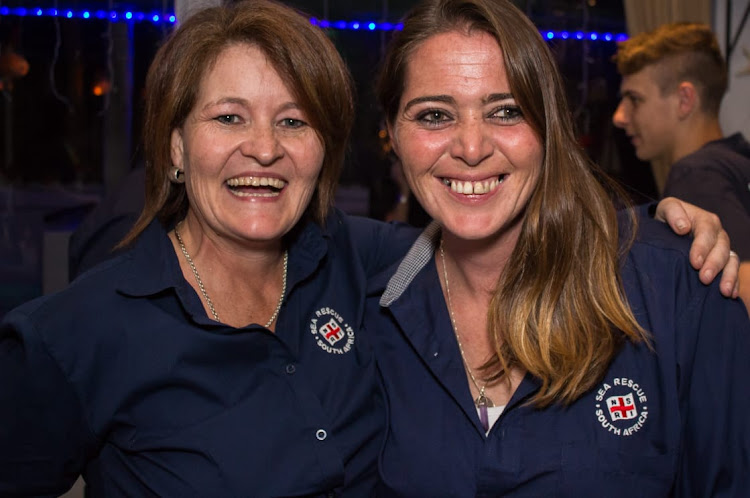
[123, 0, 354, 246]
[614, 23, 727, 116]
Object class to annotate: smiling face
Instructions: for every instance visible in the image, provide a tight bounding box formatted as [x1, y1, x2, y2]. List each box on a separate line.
[612, 65, 680, 164]
[389, 29, 543, 245]
[171, 43, 324, 245]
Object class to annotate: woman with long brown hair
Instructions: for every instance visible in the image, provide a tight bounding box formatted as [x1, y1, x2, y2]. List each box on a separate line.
[369, 0, 750, 495]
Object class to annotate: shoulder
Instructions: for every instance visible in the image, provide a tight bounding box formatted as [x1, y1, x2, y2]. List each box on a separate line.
[671, 134, 750, 174]
[327, 209, 419, 245]
[324, 209, 421, 276]
[4, 222, 167, 343]
[622, 215, 694, 285]
[620, 215, 747, 331]
[6, 253, 132, 335]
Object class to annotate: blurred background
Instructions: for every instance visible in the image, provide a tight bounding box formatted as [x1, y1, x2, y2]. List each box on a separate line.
[1, 0, 748, 321]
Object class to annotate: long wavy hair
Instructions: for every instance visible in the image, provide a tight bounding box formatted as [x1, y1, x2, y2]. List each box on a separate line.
[377, 0, 648, 406]
[121, 0, 354, 246]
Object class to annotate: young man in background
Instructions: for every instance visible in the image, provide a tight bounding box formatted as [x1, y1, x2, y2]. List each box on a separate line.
[613, 22, 750, 312]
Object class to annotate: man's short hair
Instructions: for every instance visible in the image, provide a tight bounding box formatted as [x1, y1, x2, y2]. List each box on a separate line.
[613, 23, 727, 116]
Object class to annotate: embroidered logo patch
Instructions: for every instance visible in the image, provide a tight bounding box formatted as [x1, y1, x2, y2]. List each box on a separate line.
[594, 377, 649, 436]
[309, 307, 355, 354]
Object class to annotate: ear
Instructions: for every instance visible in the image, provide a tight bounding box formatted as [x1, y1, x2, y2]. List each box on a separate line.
[676, 82, 698, 119]
[170, 128, 185, 168]
[386, 122, 400, 157]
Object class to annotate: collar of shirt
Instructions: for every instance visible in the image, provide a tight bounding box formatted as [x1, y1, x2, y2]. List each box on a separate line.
[114, 214, 337, 324]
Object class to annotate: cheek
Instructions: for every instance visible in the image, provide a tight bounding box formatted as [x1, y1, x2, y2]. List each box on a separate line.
[183, 138, 224, 176]
[506, 132, 544, 172]
[397, 130, 448, 172]
[296, 140, 325, 185]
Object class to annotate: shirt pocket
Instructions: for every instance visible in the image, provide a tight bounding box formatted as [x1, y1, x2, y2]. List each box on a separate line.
[560, 444, 676, 497]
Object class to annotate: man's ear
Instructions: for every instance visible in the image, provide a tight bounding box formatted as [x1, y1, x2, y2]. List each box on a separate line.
[676, 81, 698, 119]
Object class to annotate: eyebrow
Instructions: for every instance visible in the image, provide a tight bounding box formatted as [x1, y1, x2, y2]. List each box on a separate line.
[402, 95, 454, 112]
[201, 98, 301, 111]
[204, 97, 247, 108]
[618, 90, 640, 99]
[402, 92, 515, 112]
[483, 92, 514, 104]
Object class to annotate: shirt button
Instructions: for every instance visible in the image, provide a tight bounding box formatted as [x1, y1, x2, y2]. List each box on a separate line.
[285, 364, 296, 374]
[316, 429, 327, 441]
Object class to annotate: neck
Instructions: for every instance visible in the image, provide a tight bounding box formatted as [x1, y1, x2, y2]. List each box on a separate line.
[437, 231, 524, 410]
[439, 229, 515, 296]
[671, 117, 723, 165]
[654, 116, 723, 195]
[171, 217, 287, 328]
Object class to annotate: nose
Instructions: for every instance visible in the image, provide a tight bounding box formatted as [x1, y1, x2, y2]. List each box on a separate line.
[612, 100, 629, 129]
[240, 125, 284, 166]
[450, 117, 493, 166]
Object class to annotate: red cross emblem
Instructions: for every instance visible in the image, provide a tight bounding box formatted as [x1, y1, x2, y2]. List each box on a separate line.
[319, 318, 344, 346]
[606, 393, 637, 421]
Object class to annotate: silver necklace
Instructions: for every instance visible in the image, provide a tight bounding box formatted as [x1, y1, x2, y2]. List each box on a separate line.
[440, 238, 494, 431]
[173, 222, 287, 328]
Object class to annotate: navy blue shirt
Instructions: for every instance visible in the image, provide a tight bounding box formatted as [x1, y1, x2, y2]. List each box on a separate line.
[367, 216, 750, 497]
[0, 210, 417, 497]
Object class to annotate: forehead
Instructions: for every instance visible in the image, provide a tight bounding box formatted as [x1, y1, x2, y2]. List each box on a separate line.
[620, 65, 664, 95]
[403, 30, 507, 95]
[196, 43, 292, 98]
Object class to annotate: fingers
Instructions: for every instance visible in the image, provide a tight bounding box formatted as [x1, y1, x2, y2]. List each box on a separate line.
[653, 196, 738, 297]
[653, 197, 691, 235]
[687, 211, 723, 273]
[695, 228, 738, 297]
[722, 251, 741, 298]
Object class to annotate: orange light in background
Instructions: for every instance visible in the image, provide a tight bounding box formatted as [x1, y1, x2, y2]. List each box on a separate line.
[92, 78, 111, 96]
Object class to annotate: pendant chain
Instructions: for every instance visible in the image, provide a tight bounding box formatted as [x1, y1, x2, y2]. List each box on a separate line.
[174, 222, 287, 328]
[439, 238, 494, 409]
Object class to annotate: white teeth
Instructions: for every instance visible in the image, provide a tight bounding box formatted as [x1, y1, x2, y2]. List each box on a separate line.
[229, 191, 279, 198]
[447, 176, 504, 195]
[226, 177, 287, 189]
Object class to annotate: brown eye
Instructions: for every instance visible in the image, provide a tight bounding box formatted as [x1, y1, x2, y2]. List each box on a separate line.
[416, 109, 451, 126]
[492, 105, 523, 122]
[216, 114, 240, 124]
[280, 118, 305, 128]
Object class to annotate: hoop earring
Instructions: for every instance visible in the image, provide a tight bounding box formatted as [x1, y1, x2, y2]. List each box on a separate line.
[170, 166, 185, 184]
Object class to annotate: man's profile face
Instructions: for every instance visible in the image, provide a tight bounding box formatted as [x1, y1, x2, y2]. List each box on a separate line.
[612, 65, 681, 164]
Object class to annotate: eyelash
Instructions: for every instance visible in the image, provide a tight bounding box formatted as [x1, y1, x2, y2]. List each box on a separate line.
[415, 109, 452, 126]
[216, 114, 240, 124]
[213, 116, 308, 128]
[280, 118, 306, 128]
[623, 95, 641, 106]
[414, 105, 523, 126]
[492, 105, 523, 122]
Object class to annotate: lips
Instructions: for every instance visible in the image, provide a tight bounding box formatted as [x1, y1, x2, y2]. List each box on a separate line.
[441, 175, 506, 195]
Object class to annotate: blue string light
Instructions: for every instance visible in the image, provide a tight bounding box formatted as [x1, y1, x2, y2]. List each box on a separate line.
[0, 6, 176, 24]
[0, 7, 628, 40]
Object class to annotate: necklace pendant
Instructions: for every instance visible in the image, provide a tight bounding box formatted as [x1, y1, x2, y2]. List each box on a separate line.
[476, 395, 491, 433]
[475, 393, 494, 408]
